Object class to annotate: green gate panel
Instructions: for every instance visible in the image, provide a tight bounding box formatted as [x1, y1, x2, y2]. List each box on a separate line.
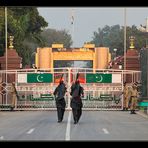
[138, 102, 148, 106]
[27, 73, 53, 83]
[86, 73, 112, 83]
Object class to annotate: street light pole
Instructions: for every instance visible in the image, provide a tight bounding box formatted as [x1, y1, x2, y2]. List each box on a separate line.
[5, 7, 8, 104]
[124, 8, 127, 81]
[5, 7, 7, 72]
[113, 48, 117, 60]
[71, 8, 74, 48]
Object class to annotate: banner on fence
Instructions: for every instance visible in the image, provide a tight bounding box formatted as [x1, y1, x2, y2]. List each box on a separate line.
[18, 73, 53, 83]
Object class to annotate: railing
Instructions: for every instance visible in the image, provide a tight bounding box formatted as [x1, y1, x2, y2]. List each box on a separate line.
[0, 67, 141, 111]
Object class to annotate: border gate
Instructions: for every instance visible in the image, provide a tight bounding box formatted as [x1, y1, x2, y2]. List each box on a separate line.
[0, 68, 141, 111]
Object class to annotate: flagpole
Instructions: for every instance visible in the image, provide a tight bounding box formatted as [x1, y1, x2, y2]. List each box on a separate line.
[71, 9, 74, 48]
[124, 8, 127, 81]
[72, 19, 74, 48]
[5, 7, 8, 104]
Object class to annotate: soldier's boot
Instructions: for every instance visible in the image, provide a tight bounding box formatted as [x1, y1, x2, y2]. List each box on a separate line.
[57, 117, 62, 123]
[122, 107, 125, 111]
[74, 121, 77, 124]
[10, 106, 14, 111]
[130, 110, 134, 114]
[74, 119, 78, 124]
[74, 117, 78, 124]
[133, 110, 136, 114]
[125, 107, 128, 111]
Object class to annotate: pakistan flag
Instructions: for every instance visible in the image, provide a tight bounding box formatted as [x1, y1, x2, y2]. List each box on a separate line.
[86, 73, 121, 83]
[17, 73, 53, 83]
[27, 73, 53, 83]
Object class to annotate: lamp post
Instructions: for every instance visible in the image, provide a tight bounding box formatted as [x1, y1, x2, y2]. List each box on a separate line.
[113, 48, 117, 60]
[31, 52, 36, 68]
[71, 8, 75, 48]
[5, 7, 8, 104]
[119, 64, 122, 70]
[124, 7, 127, 82]
[5, 7, 7, 71]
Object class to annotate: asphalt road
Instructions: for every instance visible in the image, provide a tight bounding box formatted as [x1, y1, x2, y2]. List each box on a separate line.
[0, 110, 148, 141]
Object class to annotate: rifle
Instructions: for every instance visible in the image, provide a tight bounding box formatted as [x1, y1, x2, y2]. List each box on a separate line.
[75, 72, 79, 82]
[71, 72, 80, 97]
[59, 73, 64, 83]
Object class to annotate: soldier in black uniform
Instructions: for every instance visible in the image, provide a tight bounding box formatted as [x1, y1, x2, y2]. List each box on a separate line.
[70, 79, 84, 124]
[53, 80, 67, 123]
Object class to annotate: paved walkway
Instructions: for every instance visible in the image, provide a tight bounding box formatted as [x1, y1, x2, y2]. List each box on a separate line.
[137, 110, 148, 118]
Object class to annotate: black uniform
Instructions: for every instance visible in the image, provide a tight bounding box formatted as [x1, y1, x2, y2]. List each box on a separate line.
[70, 80, 84, 124]
[54, 81, 67, 122]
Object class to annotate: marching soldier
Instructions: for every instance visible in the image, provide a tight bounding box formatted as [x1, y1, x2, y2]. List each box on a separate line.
[130, 83, 138, 114]
[53, 79, 67, 123]
[70, 78, 84, 124]
[123, 82, 129, 111]
[10, 82, 18, 111]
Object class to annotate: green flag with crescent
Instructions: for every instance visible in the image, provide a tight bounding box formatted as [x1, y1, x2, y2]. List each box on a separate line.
[86, 73, 112, 83]
[27, 73, 53, 83]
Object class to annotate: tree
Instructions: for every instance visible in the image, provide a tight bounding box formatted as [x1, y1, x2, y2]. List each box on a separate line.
[140, 48, 148, 98]
[0, 7, 48, 66]
[40, 28, 72, 48]
[91, 25, 147, 57]
[0, 7, 5, 56]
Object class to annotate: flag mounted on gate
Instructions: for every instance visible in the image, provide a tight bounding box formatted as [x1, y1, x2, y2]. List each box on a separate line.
[17, 73, 53, 83]
[86, 73, 121, 83]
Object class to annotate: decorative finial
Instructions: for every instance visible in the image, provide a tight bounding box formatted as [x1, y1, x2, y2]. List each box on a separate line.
[9, 36, 14, 49]
[129, 36, 135, 49]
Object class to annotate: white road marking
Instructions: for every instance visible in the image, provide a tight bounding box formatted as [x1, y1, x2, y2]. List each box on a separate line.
[65, 111, 72, 141]
[0, 136, 4, 140]
[102, 128, 109, 134]
[26, 128, 35, 134]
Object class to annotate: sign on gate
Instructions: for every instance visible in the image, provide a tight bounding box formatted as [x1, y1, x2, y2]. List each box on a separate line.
[86, 73, 121, 83]
[27, 74, 53, 83]
[18, 73, 53, 83]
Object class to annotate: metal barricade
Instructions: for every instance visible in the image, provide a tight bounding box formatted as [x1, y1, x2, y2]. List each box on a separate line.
[0, 68, 141, 111]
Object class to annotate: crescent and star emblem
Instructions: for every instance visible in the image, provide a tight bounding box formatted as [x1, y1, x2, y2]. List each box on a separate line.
[37, 75, 44, 82]
[95, 74, 103, 82]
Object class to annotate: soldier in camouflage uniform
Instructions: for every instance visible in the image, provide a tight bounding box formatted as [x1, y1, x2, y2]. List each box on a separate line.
[130, 83, 138, 114]
[123, 82, 129, 111]
[10, 82, 18, 111]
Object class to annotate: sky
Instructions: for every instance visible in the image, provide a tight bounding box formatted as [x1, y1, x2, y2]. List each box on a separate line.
[38, 7, 148, 47]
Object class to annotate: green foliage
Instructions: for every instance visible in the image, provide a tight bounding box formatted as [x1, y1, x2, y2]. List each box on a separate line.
[0, 7, 48, 67]
[40, 28, 72, 48]
[0, 7, 72, 67]
[91, 25, 147, 56]
[140, 48, 148, 97]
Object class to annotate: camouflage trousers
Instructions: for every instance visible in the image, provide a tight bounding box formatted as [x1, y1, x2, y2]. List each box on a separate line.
[130, 97, 137, 110]
[123, 96, 129, 108]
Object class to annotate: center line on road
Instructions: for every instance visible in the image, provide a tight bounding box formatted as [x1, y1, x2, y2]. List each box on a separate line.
[27, 128, 35, 134]
[65, 111, 72, 141]
[102, 128, 109, 134]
